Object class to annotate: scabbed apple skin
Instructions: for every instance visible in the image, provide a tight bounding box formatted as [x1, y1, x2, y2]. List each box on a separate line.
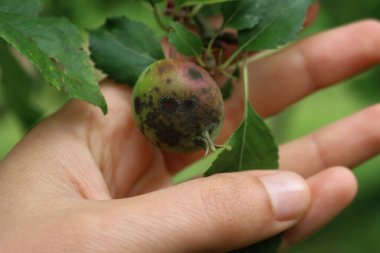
[131, 59, 224, 153]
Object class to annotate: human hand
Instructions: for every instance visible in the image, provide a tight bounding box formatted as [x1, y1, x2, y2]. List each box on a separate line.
[0, 13, 379, 253]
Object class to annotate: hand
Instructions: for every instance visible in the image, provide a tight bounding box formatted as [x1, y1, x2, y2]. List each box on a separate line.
[0, 14, 379, 253]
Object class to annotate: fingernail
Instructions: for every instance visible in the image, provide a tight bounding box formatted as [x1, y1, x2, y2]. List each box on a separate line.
[259, 172, 310, 221]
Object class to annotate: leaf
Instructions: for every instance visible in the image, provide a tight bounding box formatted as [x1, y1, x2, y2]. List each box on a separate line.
[0, 0, 40, 17]
[174, 0, 237, 7]
[221, 67, 239, 100]
[200, 4, 222, 16]
[89, 17, 164, 86]
[229, 233, 283, 253]
[204, 103, 278, 176]
[221, 78, 234, 100]
[144, 0, 165, 3]
[104, 17, 164, 60]
[0, 40, 42, 128]
[0, 13, 107, 113]
[168, 22, 203, 57]
[221, 0, 262, 30]
[238, 0, 310, 51]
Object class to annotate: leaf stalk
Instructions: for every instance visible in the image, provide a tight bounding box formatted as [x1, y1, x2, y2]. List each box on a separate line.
[151, 2, 170, 32]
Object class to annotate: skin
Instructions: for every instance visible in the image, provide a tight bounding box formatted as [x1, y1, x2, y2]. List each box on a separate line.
[0, 4, 380, 252]
[132, 59, 224, 152]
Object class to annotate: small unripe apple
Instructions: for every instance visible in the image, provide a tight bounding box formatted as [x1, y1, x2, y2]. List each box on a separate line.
[131, 59, 224, 153]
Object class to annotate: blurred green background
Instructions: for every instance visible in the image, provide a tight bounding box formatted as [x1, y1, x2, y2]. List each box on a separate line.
[0, 0, 379, 252]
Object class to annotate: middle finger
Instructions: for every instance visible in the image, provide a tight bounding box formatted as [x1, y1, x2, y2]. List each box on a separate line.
[226, 20, 380, 119]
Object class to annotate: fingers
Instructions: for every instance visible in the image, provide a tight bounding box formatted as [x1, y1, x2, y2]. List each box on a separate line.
[247, 19, 380, 117]
[98, 171, 310, 252]
[281, 167, 357, 251]
[279, 104, 380, 177]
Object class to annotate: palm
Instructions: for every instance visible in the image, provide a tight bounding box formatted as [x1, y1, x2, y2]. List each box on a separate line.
[63, 81, 243, 199]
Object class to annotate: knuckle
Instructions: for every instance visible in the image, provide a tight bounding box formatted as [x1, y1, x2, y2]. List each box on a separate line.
[363, 104, 380, 144]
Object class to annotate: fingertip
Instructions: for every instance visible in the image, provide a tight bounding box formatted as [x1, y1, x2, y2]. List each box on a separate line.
[325, 166, 358, 205]
[259, 171, 311, 222]
[282, 166, 358, 250]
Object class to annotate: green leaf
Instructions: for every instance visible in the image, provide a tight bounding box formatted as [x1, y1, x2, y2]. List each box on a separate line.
[238, 0, 310, 51]
[0, 40, 42, 128]
[221, 67, 239, 100]
[200, 4, 222, 16]
[89, 17, 164, 86]
[168, 22, 203, 57]
[221, 0, 262, 30]
[230, 233, 283, 253]
[221, 78, 234, 100]
[144, 0, 165, 3]
[105, 17, 164, 60]
[0, 0, 40, 17]
[0, 13, 107, 113]
[174, 0, 237, 7]
[204, 103, 278, 176]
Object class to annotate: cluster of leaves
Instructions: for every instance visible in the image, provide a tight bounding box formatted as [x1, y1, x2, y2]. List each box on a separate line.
[0, 0, 311, 252]
[0, 0, 107, 115]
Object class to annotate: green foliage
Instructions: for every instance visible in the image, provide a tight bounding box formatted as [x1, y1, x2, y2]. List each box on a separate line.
[205, 103, 279, 175]
[220, 67, 239, 100]
[221, 0, 261, 30]
[105, 18, 164, 59]
[168, 22, 203, 56]
[238, 0, 310, 51]
[174, 0, 236, 7]
[0, 0, 40, 16]
[0, 0, 107, 113]
[89, 17, 164, 85]
[0, 40, 42, 128]
[144, 0, 166, 4]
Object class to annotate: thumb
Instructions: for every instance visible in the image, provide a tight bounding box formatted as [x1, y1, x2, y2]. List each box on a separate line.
[96, 171, 310, 252]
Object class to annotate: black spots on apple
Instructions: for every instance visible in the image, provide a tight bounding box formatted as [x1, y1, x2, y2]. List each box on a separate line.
[131, 59, 224, 153]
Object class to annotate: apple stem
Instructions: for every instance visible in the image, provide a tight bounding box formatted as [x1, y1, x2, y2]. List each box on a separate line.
[201, 131, 233, 156]
[201, 130, 216, 156]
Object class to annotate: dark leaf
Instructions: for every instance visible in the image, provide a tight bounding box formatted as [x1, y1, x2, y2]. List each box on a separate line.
[0, 0, 40, 17]
[174, 0, 237, 7]
[221, 67, 239, 100]
[0, 40, 41, 128]
[89, 17, 164, 86]
[144, 0, 166, 3]
[104, 17, 164, 60]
